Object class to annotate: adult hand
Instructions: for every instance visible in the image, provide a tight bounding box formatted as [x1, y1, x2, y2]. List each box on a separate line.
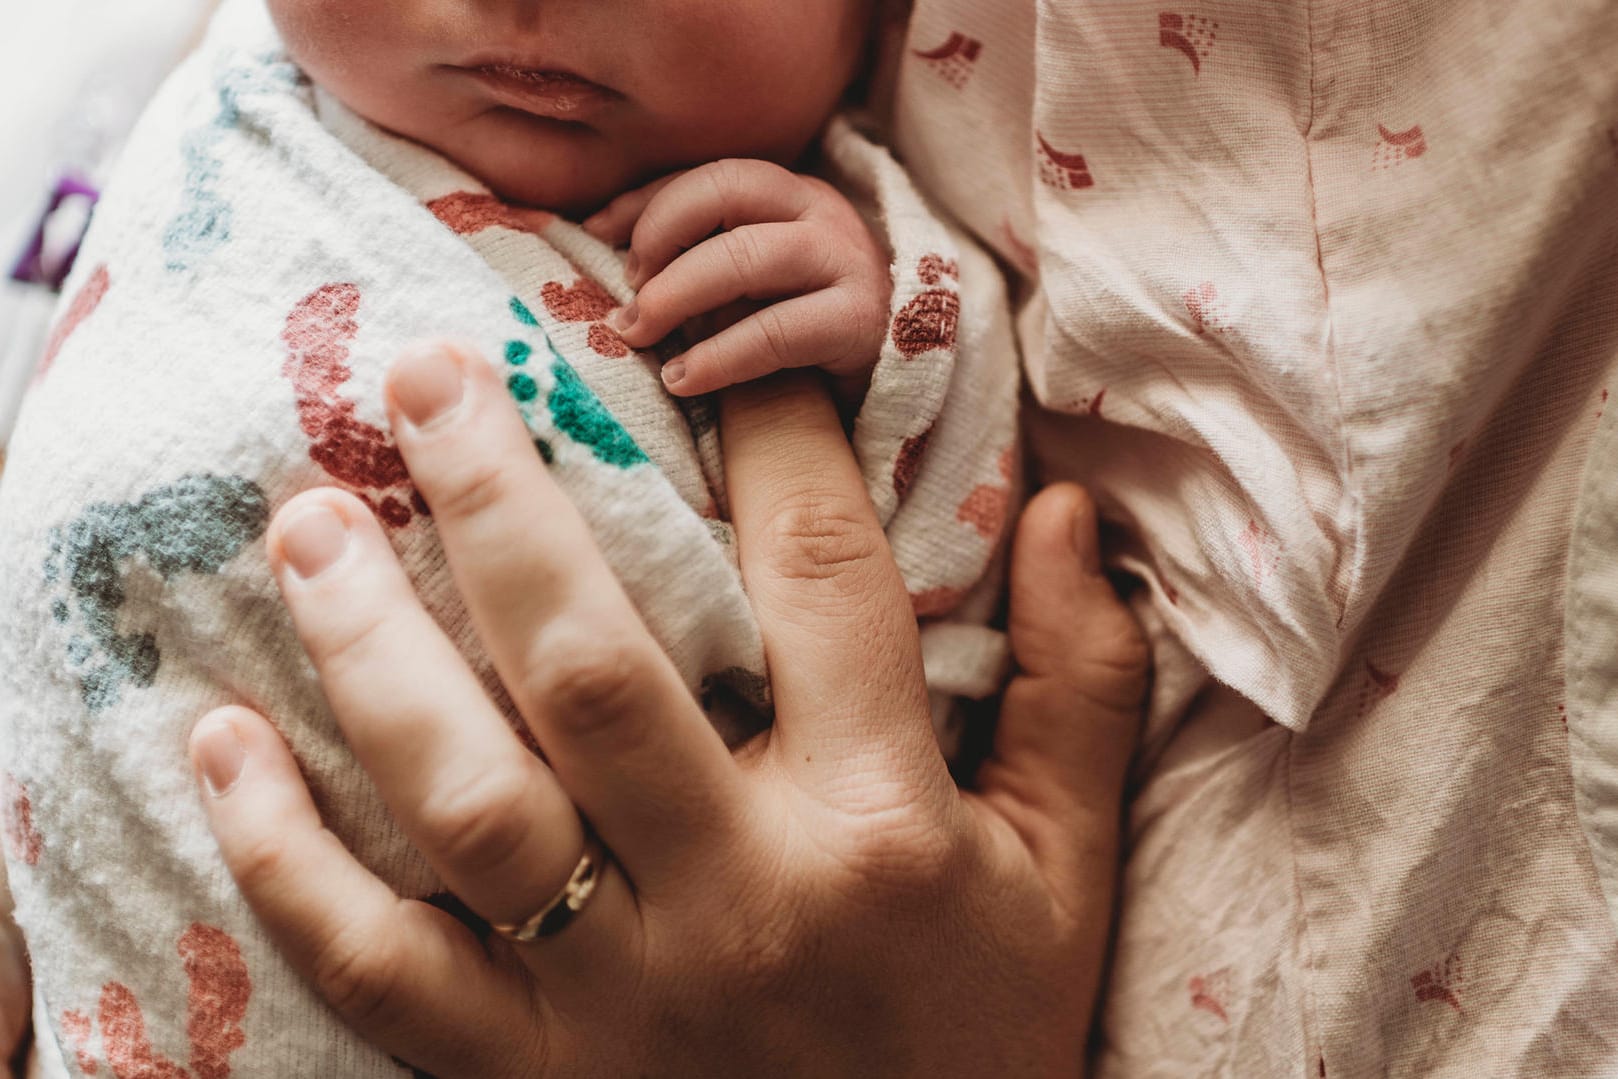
[0, 863, 30, 1078]
[188, 344, 1147, 1076]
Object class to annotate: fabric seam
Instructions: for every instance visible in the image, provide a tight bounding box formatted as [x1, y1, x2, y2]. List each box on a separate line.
[1289, 2, 1333, 1073]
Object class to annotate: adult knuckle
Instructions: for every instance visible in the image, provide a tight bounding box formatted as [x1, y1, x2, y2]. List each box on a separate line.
[842, 806, 961, 902]
[714, 895, 805, 990]
[311, 923, 408, 1029]
[527, 624, 646, 733]
[430, 457, 510, 523]
[419, 766, 537, 876]
[228, 829, 299, 898]
[312, 605, 391, 684]
[759, 493, 883, 587]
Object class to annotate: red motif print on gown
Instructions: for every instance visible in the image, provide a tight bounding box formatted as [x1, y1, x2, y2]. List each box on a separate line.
[1037, 133, 1094, 191]
[1411, 952, 1464, 1014]
[1238, 519, 1280, 587]
[1184, 281, 1229, 334]
[912, 30, 982, 89]
[1373, 124, 1429, 171]
[1188, 968, 1232, 1022]
[281, 283, 425, 529]
[1159, 12, 1218, 73]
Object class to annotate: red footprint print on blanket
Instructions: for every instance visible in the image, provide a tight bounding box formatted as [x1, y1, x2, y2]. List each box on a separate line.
[957, 446, 1016, 542]
[1373, 124, 1428, 171]
[1037, 133, 1094, 191]
[1, 774, 43, 866]
[74, 924, 252, 1078]
[282, 283, 424, 528]
[34, 262, 111, 384]
[540, 276, 630, 358]
[892, 255, 961, 358]
[912, 31, 982, 89]
[427, 192, 555, 237]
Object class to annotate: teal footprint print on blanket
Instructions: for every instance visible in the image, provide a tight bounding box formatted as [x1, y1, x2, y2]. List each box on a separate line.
[164, 57, 301, 272]
[505, 298, 649, 469]
[44, 474, 270, 711]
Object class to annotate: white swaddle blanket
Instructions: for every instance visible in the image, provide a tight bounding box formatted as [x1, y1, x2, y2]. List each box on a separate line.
[0, 1, 1020, 1073]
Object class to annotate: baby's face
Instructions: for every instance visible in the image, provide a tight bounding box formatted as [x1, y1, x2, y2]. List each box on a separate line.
[268, 0, 873, 216]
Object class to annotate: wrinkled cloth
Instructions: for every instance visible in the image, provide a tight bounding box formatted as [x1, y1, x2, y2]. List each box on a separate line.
[0, 0, 1020, 1073]
[886, 0, 1618, 1074]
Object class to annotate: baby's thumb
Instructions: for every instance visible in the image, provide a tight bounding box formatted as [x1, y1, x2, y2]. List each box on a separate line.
[979, 484, 1145, 898]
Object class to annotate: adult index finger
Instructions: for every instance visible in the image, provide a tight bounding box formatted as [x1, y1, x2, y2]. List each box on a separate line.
[719, 373, 950, 801]
[384, 344, 750, 891]
[190, 706, 546, 1079]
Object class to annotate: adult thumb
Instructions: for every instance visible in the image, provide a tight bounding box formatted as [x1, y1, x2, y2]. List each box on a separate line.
[977, 483, 1146, 899]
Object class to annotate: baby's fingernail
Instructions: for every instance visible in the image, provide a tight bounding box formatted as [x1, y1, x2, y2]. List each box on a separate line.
[662, 360, 686, 388]
[278, 502, 350, 580]
[625, 251, 641, 283]
[581, 215, 604, 236]
[611, 303, 639, 334]
[390, 345, 466, 429]
[194, 713, 246, 798]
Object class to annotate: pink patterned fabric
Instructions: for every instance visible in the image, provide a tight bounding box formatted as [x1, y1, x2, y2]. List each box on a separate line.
[887, 1, 1618, 1074]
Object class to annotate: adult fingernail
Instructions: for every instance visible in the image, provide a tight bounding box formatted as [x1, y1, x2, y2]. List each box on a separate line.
[279, 502, 350, 580]
[662, 360, 686, 388]
[390, 346, 465, 428]
[625, 251, 641, 283]
[194, 714, 246, 798]
[611, 303, 638, 334]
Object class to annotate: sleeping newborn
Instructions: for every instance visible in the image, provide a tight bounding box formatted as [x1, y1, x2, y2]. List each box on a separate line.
[0, 0, 1019, 1074]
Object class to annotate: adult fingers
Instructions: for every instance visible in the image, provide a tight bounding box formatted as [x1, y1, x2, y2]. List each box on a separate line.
[719, 373, 945, 797]
[265, 488, 638, 966]
[189, 707, 550, 1079]
[622, 160, 821, 289]
[384, 344, 749, 886]
[614, 222, 840, 351]
[975, 484, 1146, 899]
[0, 864, 28, 1073]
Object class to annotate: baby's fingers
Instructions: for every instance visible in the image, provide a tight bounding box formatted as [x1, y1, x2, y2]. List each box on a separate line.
[580, 171, 684, 249]
[620, 159, 822, 288]
[660, 291, 875, 396]
[190, 707, 546, 1079]
[613, 222, 839, 352]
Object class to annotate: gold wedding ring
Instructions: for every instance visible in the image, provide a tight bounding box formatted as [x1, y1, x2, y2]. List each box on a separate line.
[491, 826, 608, 943]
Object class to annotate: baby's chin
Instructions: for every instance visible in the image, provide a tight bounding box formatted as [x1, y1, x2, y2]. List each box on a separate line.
[444, 120, 641, 219]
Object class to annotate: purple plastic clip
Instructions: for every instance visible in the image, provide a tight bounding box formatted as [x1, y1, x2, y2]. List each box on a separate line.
[8, 175, 101, 291]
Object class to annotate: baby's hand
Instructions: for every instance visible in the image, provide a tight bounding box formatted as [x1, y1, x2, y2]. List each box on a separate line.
[582, 159, 892, 398]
